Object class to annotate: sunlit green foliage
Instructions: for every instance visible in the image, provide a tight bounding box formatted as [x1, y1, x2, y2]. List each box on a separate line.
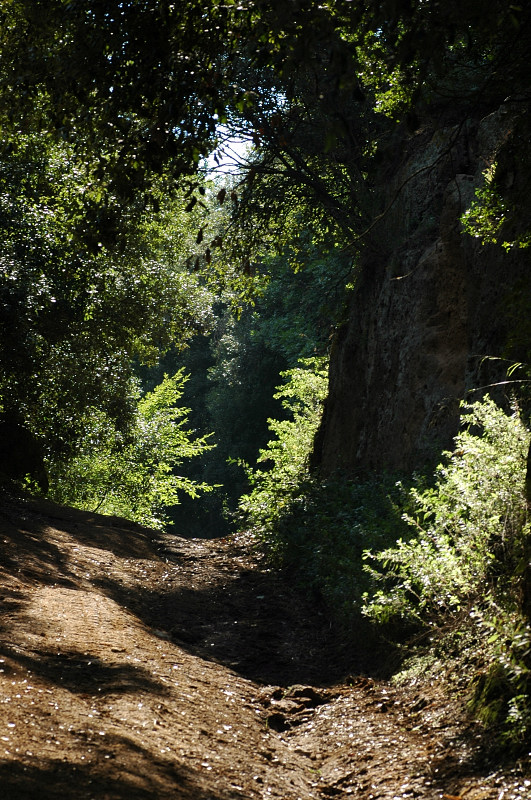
[0, 135, 213, 457]
[462, 174, 510, 247]
[47, 372, 214, 529]
[238, 356, 329, 540]
[363, 398, 531, 744]
[462, 164, 531, 252]
[364, 399, 529, 622]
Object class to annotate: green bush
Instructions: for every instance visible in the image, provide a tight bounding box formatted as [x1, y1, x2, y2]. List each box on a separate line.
[238, 356, 409, 621]
[237, 356, 329, 544]
[363, 397, 531, 745]
[240, 383, 531, 744]
[47, 371, 215, 529]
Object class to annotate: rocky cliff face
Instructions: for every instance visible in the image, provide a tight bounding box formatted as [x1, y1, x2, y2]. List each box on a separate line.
[313, 104, 531, 475]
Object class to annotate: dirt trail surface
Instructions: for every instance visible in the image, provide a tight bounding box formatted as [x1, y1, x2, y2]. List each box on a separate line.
[0, 496, 529, 800]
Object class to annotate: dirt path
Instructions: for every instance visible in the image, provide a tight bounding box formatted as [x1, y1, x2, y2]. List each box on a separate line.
[0, 496, 529, 799]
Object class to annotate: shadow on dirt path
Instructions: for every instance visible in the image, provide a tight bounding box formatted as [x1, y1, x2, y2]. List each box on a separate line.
[0, 754, 236, 800]
[92, 539, 364, 689]
[0, 493, 529, 800]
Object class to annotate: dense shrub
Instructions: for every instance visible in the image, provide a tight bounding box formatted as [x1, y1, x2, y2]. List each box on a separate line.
[363, 398, 531, 745]
[242, 387, 531, 744]
[47, 371, 214, 529]
[238, 357, 409, 620]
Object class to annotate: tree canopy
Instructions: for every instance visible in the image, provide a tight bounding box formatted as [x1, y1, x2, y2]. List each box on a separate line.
[1, 1, 529, 279]
[2, 0, 531, 750]
[4, 2, 529, 196]
[0, 131, 212, 452]
[1, 0, 529, 452]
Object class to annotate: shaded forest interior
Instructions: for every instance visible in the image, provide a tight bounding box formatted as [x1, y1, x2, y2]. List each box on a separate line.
[0, 0, 531, 765]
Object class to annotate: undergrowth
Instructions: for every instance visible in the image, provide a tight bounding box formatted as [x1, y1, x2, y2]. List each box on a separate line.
[364, 397, 531, 747]
[239, 365, 531, 748]
[47, 371, 215, 529]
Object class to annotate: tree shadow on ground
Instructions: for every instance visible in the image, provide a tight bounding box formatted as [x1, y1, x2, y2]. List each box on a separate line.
[0, 494, 383, 689]
[0, 492, 165, 608]
[0, 643, 168, 697]
[0, 743, 243, 800]
[0, 505, 76, 591]
[94, 561, 370, 689]
[0, 495, 173, 700]
[0, 493, 161, 578]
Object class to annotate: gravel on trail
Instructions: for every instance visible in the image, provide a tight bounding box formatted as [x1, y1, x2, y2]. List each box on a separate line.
[0, 495, 529, 799]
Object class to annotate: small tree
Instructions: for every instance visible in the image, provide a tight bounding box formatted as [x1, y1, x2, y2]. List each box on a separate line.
[47, 371, 215, 529]
[237, 356, 328, 544]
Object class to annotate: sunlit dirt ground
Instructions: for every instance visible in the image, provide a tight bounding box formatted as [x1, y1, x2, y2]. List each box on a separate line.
[0, 495, 529, 799]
